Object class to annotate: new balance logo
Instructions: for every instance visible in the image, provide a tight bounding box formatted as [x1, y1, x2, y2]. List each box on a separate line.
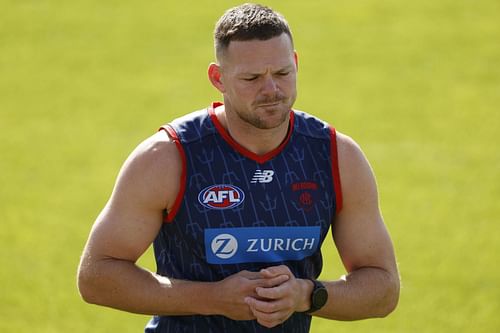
[251, 170, 275, 184]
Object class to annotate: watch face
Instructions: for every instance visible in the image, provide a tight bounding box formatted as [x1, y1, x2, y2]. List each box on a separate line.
[313, 287, 328, 308]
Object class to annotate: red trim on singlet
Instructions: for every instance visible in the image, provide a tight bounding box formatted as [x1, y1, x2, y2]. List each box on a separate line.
[208, 102, 295, 164]
[159, 125, 187, 223]
[330, 127, 343, 214]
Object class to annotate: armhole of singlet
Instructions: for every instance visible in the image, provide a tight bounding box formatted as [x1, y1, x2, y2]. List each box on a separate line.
[159, 125, 187, 223]
[329, 126, 343, 215]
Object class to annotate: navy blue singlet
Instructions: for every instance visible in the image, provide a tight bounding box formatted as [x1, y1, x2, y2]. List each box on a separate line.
[145, 102, 342, 333]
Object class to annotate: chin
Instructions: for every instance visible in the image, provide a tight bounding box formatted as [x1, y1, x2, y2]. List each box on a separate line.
[257, 109, 289, 129]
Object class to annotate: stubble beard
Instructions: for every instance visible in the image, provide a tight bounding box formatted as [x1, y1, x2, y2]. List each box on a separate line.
[237, 94, 295, 130]
[238, 106, 288, 129]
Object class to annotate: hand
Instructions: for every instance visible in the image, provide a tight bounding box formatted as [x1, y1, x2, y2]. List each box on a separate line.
[214, 270, 290, 321]
[244, 265, 312, 328]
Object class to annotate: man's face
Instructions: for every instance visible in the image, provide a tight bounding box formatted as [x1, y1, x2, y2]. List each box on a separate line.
[216, 33, 297, 130]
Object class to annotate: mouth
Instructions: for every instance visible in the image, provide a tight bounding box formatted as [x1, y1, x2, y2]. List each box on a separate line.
[258, 101, 281, 107]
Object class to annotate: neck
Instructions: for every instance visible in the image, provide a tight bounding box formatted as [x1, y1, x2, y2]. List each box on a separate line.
[214, 105, 291, 156]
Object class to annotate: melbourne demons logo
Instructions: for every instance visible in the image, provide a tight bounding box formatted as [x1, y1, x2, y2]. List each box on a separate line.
[198, 184, 245, 210]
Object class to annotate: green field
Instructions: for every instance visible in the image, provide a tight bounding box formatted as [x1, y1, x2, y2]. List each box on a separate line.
[1, 0, 499, 332]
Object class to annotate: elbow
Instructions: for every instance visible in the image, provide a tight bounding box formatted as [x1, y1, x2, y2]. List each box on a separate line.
[376, 272, 400, 318]
[77, 264, 102, 305]
[378, 293, 399, 318]
[77, 270, 94, 304]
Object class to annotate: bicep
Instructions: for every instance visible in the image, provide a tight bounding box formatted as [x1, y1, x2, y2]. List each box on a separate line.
[83, 132, 180, 263]
[85, 198, 163, 264]
[332, 134, 396, 274]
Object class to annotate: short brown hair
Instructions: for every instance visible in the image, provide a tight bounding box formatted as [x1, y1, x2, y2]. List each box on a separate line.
[214, 3, 293, 59]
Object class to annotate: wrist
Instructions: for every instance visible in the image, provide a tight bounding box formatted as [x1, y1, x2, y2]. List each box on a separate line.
[300, 279, 329, 314]
[297, 278, 314, 312]
[192, 281, 220, 316]
[208, 280, 226, 316]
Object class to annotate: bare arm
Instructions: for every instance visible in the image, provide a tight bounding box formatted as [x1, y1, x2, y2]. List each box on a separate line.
[244, 133, 399, 327]
[316, 133, 400, 320]
[77, 131, 285, 318]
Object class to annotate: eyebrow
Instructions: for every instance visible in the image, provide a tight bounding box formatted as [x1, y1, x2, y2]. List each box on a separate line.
[239, 65, 295, 77]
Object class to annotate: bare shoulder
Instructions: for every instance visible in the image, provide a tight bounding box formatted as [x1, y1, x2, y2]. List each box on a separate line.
[335, 132, 377, 202]
[112, 129, 182, 213]
[128, 129, 181, 173]
[129, 129, 180, 168]
[336, 132, 367, 167]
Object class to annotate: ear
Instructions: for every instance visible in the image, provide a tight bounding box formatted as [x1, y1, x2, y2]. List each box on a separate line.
[294, 51, 299, 72]
[208, 63, 225, 93]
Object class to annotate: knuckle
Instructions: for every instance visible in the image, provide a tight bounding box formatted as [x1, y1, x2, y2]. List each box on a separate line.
[278, 264, 289, 271]
[284, 299, 294, 309]
[269, 302, 278, 312]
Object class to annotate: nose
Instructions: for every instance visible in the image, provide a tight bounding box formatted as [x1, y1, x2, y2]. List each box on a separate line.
[261, 74, 278, 95]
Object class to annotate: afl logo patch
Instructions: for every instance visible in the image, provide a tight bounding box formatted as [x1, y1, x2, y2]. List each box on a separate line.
[198, 184, 245, 210]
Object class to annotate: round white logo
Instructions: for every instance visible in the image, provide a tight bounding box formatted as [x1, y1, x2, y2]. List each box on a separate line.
[211, 234, 238, 259]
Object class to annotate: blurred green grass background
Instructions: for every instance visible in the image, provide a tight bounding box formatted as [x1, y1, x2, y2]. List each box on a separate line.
[1, 0, 499, 332]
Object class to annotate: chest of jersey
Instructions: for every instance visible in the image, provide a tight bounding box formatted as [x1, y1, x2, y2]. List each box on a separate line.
[154, 108, 338, 282]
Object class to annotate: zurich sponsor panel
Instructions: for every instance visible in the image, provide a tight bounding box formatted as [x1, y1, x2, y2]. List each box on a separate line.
[205, 226, 321, 264]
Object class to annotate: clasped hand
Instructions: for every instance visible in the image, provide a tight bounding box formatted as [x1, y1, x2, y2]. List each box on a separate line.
[218, 265, 309, 328]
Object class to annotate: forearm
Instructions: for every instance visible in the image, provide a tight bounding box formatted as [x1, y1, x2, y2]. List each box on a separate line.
[77, 258, 215, 316]
[315, 267, 400, 320]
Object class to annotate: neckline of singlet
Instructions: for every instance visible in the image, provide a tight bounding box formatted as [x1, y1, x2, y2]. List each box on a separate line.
[207, 102, 295, 164]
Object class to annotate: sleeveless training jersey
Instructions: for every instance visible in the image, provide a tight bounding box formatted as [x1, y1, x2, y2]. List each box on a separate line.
[145, 102, 342, 333]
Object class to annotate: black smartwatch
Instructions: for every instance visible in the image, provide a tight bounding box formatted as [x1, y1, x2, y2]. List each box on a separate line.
[304, 279, 328, 314]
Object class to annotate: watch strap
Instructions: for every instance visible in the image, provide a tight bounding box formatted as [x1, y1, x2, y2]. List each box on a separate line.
[304, 279, 328, 314]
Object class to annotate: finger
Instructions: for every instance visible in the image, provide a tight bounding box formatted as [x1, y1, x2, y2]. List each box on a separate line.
[260, 265, 292, 278]
[256, 316, 285, 329]
[255, 281, 291, 300]
[245, 296, 285, 314]
[255, 274, 289, 289]
[245, 299, 275, 328]
[238, 270, 263, 280]
[245, 298, 290, 327]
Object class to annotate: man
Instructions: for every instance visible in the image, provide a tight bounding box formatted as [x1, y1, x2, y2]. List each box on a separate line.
[77, 3, 399, 332]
